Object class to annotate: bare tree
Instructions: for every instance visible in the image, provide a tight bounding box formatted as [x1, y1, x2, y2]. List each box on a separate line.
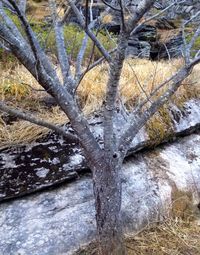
[0, 0, 200, 254]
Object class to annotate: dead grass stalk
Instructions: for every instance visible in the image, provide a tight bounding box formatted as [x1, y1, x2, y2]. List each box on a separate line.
[0, 59, 199, 148]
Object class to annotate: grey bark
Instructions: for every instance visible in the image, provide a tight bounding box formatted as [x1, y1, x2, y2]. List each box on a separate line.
[0, 101, 77, 141]
[91, 159, 126, 255]
[104, 33, 128, 156]
[18, 0, 26, 14]
[0, 1, 200, 254]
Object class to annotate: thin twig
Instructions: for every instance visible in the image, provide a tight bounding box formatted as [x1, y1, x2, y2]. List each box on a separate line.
[67, 0, 111, 62]
[49, 0, 72, 86]
[118, 0, 126, 32]
[76, 47, 117, 87]
[131, 0, 179, 36]
[127, 60, 152, 103]
[101, 0, 120, 12]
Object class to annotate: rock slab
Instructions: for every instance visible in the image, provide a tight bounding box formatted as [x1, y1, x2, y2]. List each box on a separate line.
[0, 99, 200, 201]
[0, 133, 200, 255]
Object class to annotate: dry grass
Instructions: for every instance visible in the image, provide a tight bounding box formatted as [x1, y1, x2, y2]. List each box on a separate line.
[101, 14, 114, 24]
[125, 219, 200, 255]
[157, 29, 180, 44]
[0, 64, 68, 148]
[75, 219, 200, 255]
[27, 0, 66, 20]
[78, 58, 200, 112]
[0, 59, 200, 148]
[0, 106, 68, 148]
[27, 0, 50, 21]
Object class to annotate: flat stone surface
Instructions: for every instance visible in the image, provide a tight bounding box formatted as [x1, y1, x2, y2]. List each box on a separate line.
[0, 99, 200, 201]
[0, 132, 87, 201]
[0, 133, 200, 255]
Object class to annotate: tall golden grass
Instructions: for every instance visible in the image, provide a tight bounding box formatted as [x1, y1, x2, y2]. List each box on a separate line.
[78, 58, 200, 113]
[0, 59, 199, 148]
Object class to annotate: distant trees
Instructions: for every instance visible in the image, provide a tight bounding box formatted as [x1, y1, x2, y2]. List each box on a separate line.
[0, 1, 200, 254]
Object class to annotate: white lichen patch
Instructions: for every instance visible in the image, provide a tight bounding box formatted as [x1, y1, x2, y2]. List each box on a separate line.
[1, 154, 17, 168]
[160, 136, 200, 191]
[35, 168, 49, 178]
[131, 127, 148, 148]
[69, 154, 84, 166]
[0, 134, 200, 255]
[51, 158, 60, 165]
[172, 99, 200, 132]
[62, 154, 85, 171]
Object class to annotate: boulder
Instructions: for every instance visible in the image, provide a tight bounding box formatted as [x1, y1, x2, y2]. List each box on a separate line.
[137, 24, 157, 42]
[0, 99, 200, 202]
[126, 38, 151, 58]
[157, 0, 200, 20]
[155, 18, 177, 30]
[126, 24, 157, 58]
[0, 133, 199, 255]
[150, 33, 183, 60]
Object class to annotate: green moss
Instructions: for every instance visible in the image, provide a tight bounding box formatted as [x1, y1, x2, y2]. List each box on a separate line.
[0, 48, 16, 64]
[2, 10, 116, 62]
[186, 32, 200, 57]
[146, 105, 174, 146]
[0, 81, 30, 100]
[4, 9, 23, 32]
[46, 24, 116, 61]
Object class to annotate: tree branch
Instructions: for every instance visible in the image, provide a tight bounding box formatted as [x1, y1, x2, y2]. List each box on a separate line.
[103, 33, 128, 155]
[75, 13, 98, 80]
[118, 58, 200, 158]
[1, 1, 104, 166]
[8, 0, 61, 86]
[188, 26, 200, 56]
[0, 2, 26, 42]
[67, 0, 112, 62]
[75, 33, 89, 80]
[18, 0, 27, 14]
[118, 0, 126, 32]
[49, 0, 73, 89]
[60, 0, 79, 25]
[126, 0, 156, 33]
[0, 101, 77, 141]
[131, 0, 178, 36]
[101, 0, 120, 12]
[1, 0, 15, 12]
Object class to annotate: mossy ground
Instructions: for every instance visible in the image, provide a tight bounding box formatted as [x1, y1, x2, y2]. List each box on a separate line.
[146, 105, 174, 146]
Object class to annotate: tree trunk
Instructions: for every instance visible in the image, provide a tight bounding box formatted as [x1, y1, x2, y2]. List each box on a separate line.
[18, 0, 27, 14]
[92, 161, 126, 255]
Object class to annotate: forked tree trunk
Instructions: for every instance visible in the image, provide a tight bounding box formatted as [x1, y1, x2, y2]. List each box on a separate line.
[92, 161, 126, 255]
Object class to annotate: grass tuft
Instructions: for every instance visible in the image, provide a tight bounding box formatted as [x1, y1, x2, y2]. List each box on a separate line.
[74, 218, 200, 255]
[0, 59, 199, 148]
